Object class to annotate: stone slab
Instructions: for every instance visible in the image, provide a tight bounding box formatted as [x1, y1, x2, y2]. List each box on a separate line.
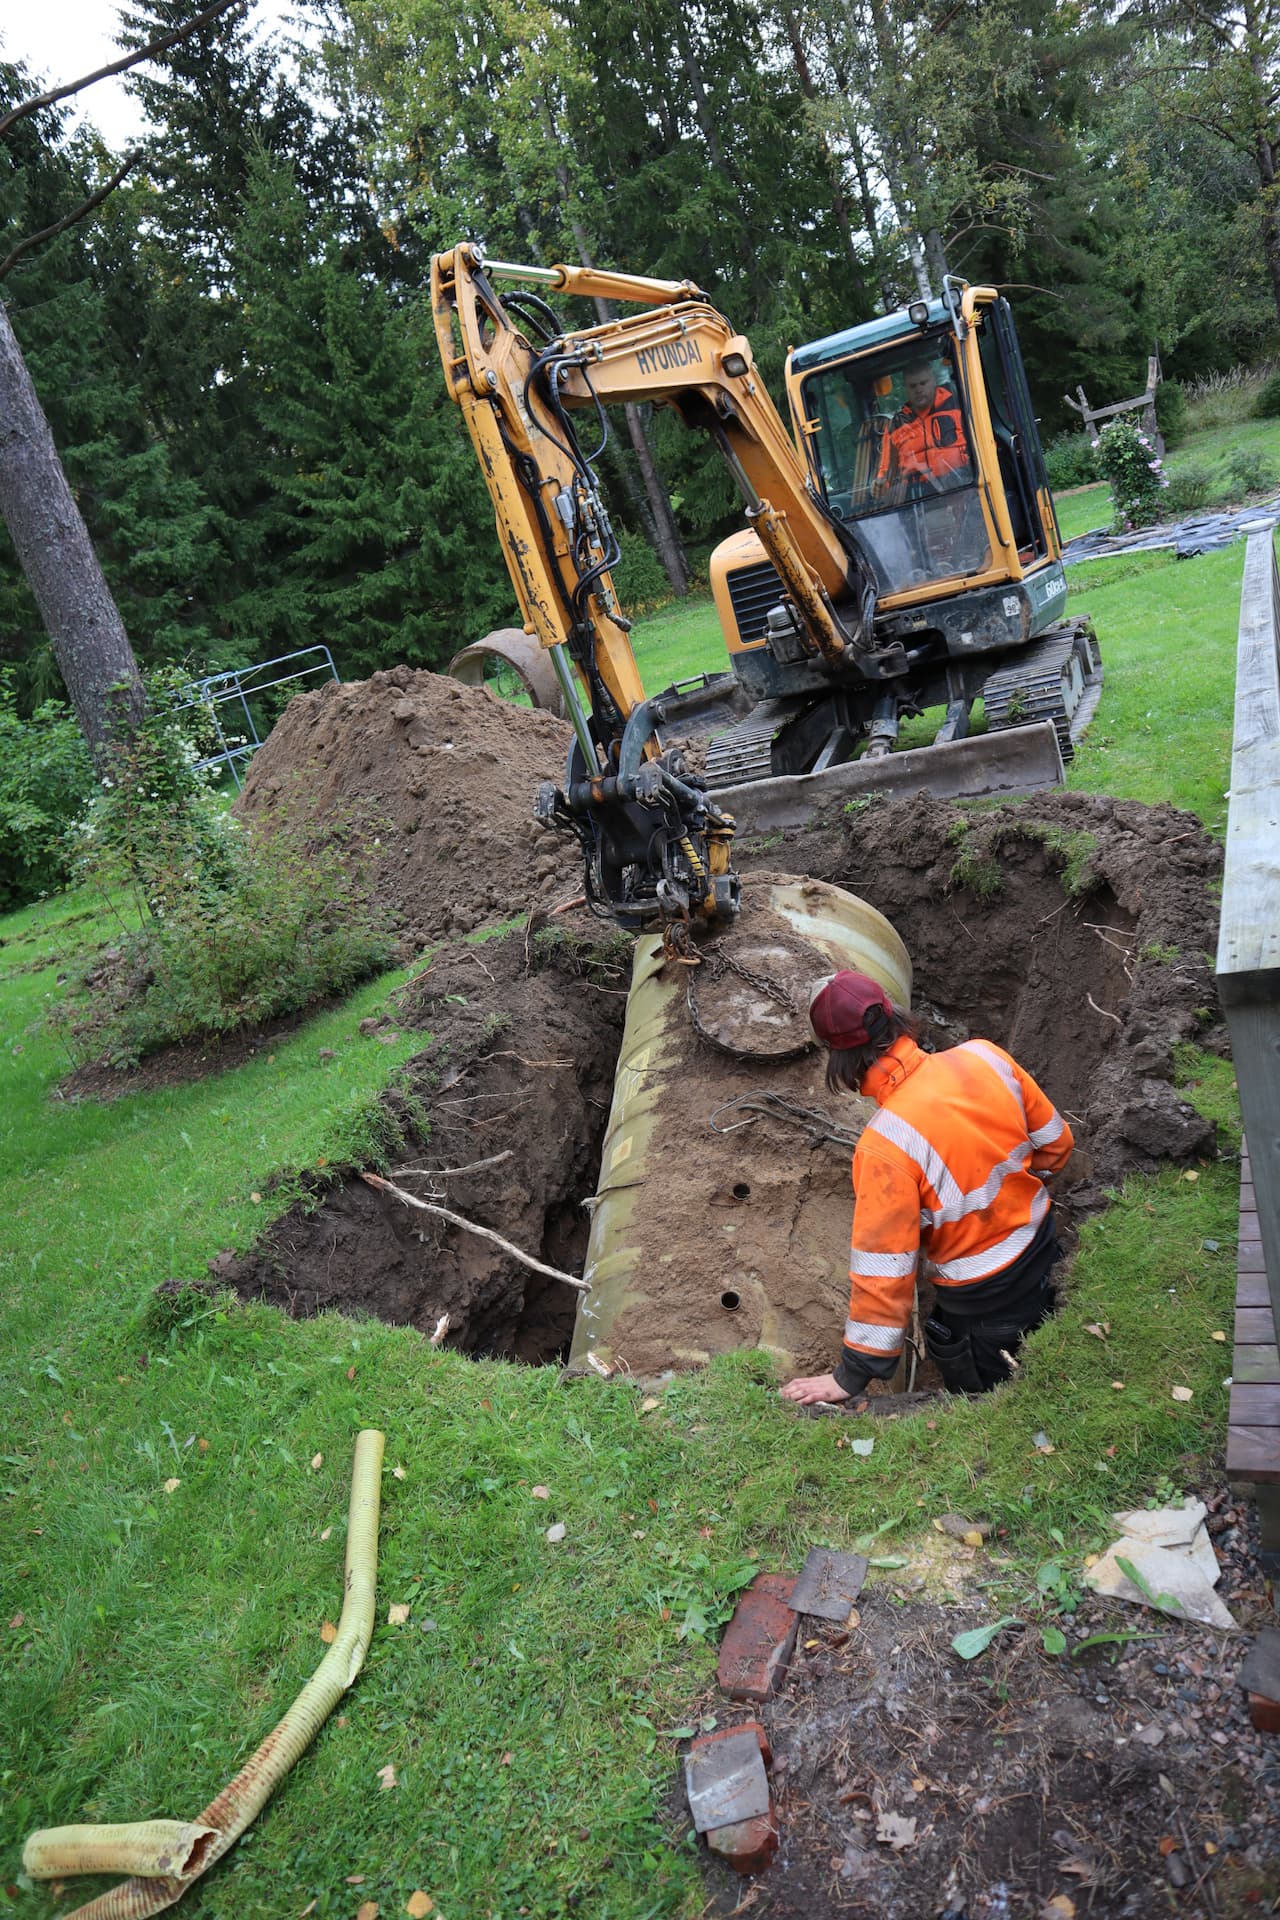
[786, 1548, 869, 1622]
[685, 1727, 771, 1833]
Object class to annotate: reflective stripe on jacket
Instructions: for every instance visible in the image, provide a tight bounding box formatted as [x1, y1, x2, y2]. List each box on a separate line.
[841, 1036, 1073, 1368]
[876, 386, 969, 488]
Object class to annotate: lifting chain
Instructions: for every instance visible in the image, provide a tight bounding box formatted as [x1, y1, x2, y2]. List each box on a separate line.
[683, 940, 815, 1064]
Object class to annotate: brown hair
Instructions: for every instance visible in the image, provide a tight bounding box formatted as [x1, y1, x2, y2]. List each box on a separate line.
[825, 1005, 921, 1095]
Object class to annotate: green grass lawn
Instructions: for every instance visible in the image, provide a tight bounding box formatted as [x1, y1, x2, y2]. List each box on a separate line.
[0, 528, 1256, 1914]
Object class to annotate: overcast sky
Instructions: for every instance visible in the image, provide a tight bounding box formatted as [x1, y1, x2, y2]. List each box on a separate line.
[2, 0, 297, 149]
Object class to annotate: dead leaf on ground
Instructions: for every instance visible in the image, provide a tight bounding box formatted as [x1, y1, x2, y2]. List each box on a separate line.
[1041, 1898, 1077, 1920]
[8, 1614, 23, 1630]
[163, 1477, 180, 1494]
[406, 1896, 433, 1918]
[1032, 1431, 1055, 1454]
[197, 1437, 209, 1452]
[1158, 1836, 1179, 1857]
[320, 1526, 333, 1541]
[546, 1522, 567, 1543]
[641, 1396, 659, 1413]
[376, 1763, 397, 1790]
[310, 1452, 323, 1471]
[875, 1812, 917, 1850]
[501, 1751, 513, 1765]
[356, 1903, 379, 1920]
[1171, 1385, 1193, 1402]
[345, 1875, 365, 1885]
[1111, 1381, 1125, 1391]
[392, 1465, 406, 1480]
[299, 1902, 317, 1917]
[1211, 1331, 1227, 1342]
[1084, 1322, 1109, 1340]
[388, 1602, 411, 1625]
[1182, 1169, 1199, 1182]
[347, 1365, 357, 1380]
[530, 1485, 550, 1500]
[319, 1621, 337, 1644]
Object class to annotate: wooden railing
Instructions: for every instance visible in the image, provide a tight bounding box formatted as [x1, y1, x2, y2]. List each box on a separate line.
[1217, 531, 1280, 1550]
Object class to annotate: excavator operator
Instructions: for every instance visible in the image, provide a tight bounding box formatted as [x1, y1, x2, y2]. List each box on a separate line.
[874, 358, 971, 498]
[780, 970, 1074, 1407]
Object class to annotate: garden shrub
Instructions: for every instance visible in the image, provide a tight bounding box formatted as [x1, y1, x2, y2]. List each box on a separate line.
[1043, 432, 1098, 491]
[1154, 381, 1188, 449]
[1094, 415, 1168, 530]
[1253, 373, 1280, 419]
[1163, 461, 1216, 516]
[1221, 446, 1278, 498]
[0, 676, 97, 909]
[52, 697, 395, 1065]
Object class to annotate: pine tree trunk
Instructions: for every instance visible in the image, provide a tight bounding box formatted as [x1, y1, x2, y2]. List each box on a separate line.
[0, 300, 144, 760]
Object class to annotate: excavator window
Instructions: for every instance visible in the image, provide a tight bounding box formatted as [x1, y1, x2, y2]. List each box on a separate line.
[976, 306, 1052, 561]
[801, 336, 992, 597]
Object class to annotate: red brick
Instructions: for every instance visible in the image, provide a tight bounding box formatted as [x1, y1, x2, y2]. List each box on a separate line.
[706, 1809, 779, 1874]
[717, 1573, 799, 1703]
[1249, 1691, 1280, 1735]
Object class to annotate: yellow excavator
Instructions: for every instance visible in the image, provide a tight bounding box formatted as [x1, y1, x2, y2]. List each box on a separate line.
[431, 243, 1100, 932]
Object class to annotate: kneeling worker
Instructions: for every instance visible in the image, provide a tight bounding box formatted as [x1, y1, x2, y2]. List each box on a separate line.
[780, 971, 1074, 1407]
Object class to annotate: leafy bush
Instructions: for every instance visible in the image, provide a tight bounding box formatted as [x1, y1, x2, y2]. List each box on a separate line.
[1043, 433, 1098, 492]
[1221, 446, 1279, 498]
[611, 528, 675, 615]
[1094, 415, 1169, 531]
[52, 699, 395, 1065]
[1163, 461, 1216, 516]
[1154, 381, 1188, 449]
[1253, 374, 1280, 419]
[0, 676, 97, 909]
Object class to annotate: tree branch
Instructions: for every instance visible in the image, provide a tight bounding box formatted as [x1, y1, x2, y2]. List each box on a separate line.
[360, 1171, 590, 1291]
[0, 0, 250, 139]
[0, 149, 144, 280]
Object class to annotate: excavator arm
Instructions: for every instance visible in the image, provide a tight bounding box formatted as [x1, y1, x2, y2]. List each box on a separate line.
[430, 243, 900, 930]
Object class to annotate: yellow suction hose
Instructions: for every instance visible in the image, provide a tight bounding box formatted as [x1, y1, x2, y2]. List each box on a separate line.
[22, 1428, 385, 1919]
[22, 1824, 218, 1882]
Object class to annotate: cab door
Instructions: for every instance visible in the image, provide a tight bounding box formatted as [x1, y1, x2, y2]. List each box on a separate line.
[978, 300, 1058, 560]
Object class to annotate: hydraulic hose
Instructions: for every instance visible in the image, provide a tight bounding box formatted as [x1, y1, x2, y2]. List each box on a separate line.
[24, 1428, 385, 1920]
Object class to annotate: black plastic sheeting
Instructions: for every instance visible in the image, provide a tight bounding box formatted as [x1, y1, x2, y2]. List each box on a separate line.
[1062, 497, 1280, 567]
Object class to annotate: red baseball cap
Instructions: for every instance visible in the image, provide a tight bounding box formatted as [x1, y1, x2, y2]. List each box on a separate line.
[808, 970, 893, 1049]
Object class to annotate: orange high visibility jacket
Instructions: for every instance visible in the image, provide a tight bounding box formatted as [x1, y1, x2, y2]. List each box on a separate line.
[876, 385, 970, 489]
[841, 1036, 1073, 1374]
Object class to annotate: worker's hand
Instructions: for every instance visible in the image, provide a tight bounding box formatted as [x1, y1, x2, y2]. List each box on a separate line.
[779, 1372, 850, 1406]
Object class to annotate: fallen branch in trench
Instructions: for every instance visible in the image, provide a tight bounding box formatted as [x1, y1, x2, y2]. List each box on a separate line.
[360, 1171, 589, 1291]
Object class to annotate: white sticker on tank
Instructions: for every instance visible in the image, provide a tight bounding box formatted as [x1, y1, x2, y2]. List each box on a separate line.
[1003, 595, 1020, 616]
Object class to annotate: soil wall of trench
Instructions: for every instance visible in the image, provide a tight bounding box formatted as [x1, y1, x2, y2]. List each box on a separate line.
[223, 671, 1226, 1376]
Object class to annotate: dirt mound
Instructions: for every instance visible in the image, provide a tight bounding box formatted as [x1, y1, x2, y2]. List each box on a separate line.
[236, 666, 581, 946]
[740, 788, 1224, 1190]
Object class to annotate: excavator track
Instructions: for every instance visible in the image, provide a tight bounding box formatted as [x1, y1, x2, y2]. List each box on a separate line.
[702, 698, 804, 790]
[980, 618, 1103, 765]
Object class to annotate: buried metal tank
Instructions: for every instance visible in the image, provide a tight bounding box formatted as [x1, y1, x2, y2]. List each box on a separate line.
[569, 873, 911, 1381]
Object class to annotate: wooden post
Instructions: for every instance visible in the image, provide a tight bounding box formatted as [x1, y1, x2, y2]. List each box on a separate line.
[1218, 532, 1280, 1549]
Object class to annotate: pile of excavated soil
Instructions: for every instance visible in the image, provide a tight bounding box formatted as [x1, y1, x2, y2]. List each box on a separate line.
[236, 666, 581, 946]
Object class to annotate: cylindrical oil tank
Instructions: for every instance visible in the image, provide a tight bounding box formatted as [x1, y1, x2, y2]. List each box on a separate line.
[569, 873, 911, 1380]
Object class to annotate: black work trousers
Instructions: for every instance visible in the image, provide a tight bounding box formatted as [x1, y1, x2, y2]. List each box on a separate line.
[923, 1217, 1062, 1394]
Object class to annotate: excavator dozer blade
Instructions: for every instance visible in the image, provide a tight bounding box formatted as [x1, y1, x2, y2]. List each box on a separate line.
[715, 721, 1065, 836]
